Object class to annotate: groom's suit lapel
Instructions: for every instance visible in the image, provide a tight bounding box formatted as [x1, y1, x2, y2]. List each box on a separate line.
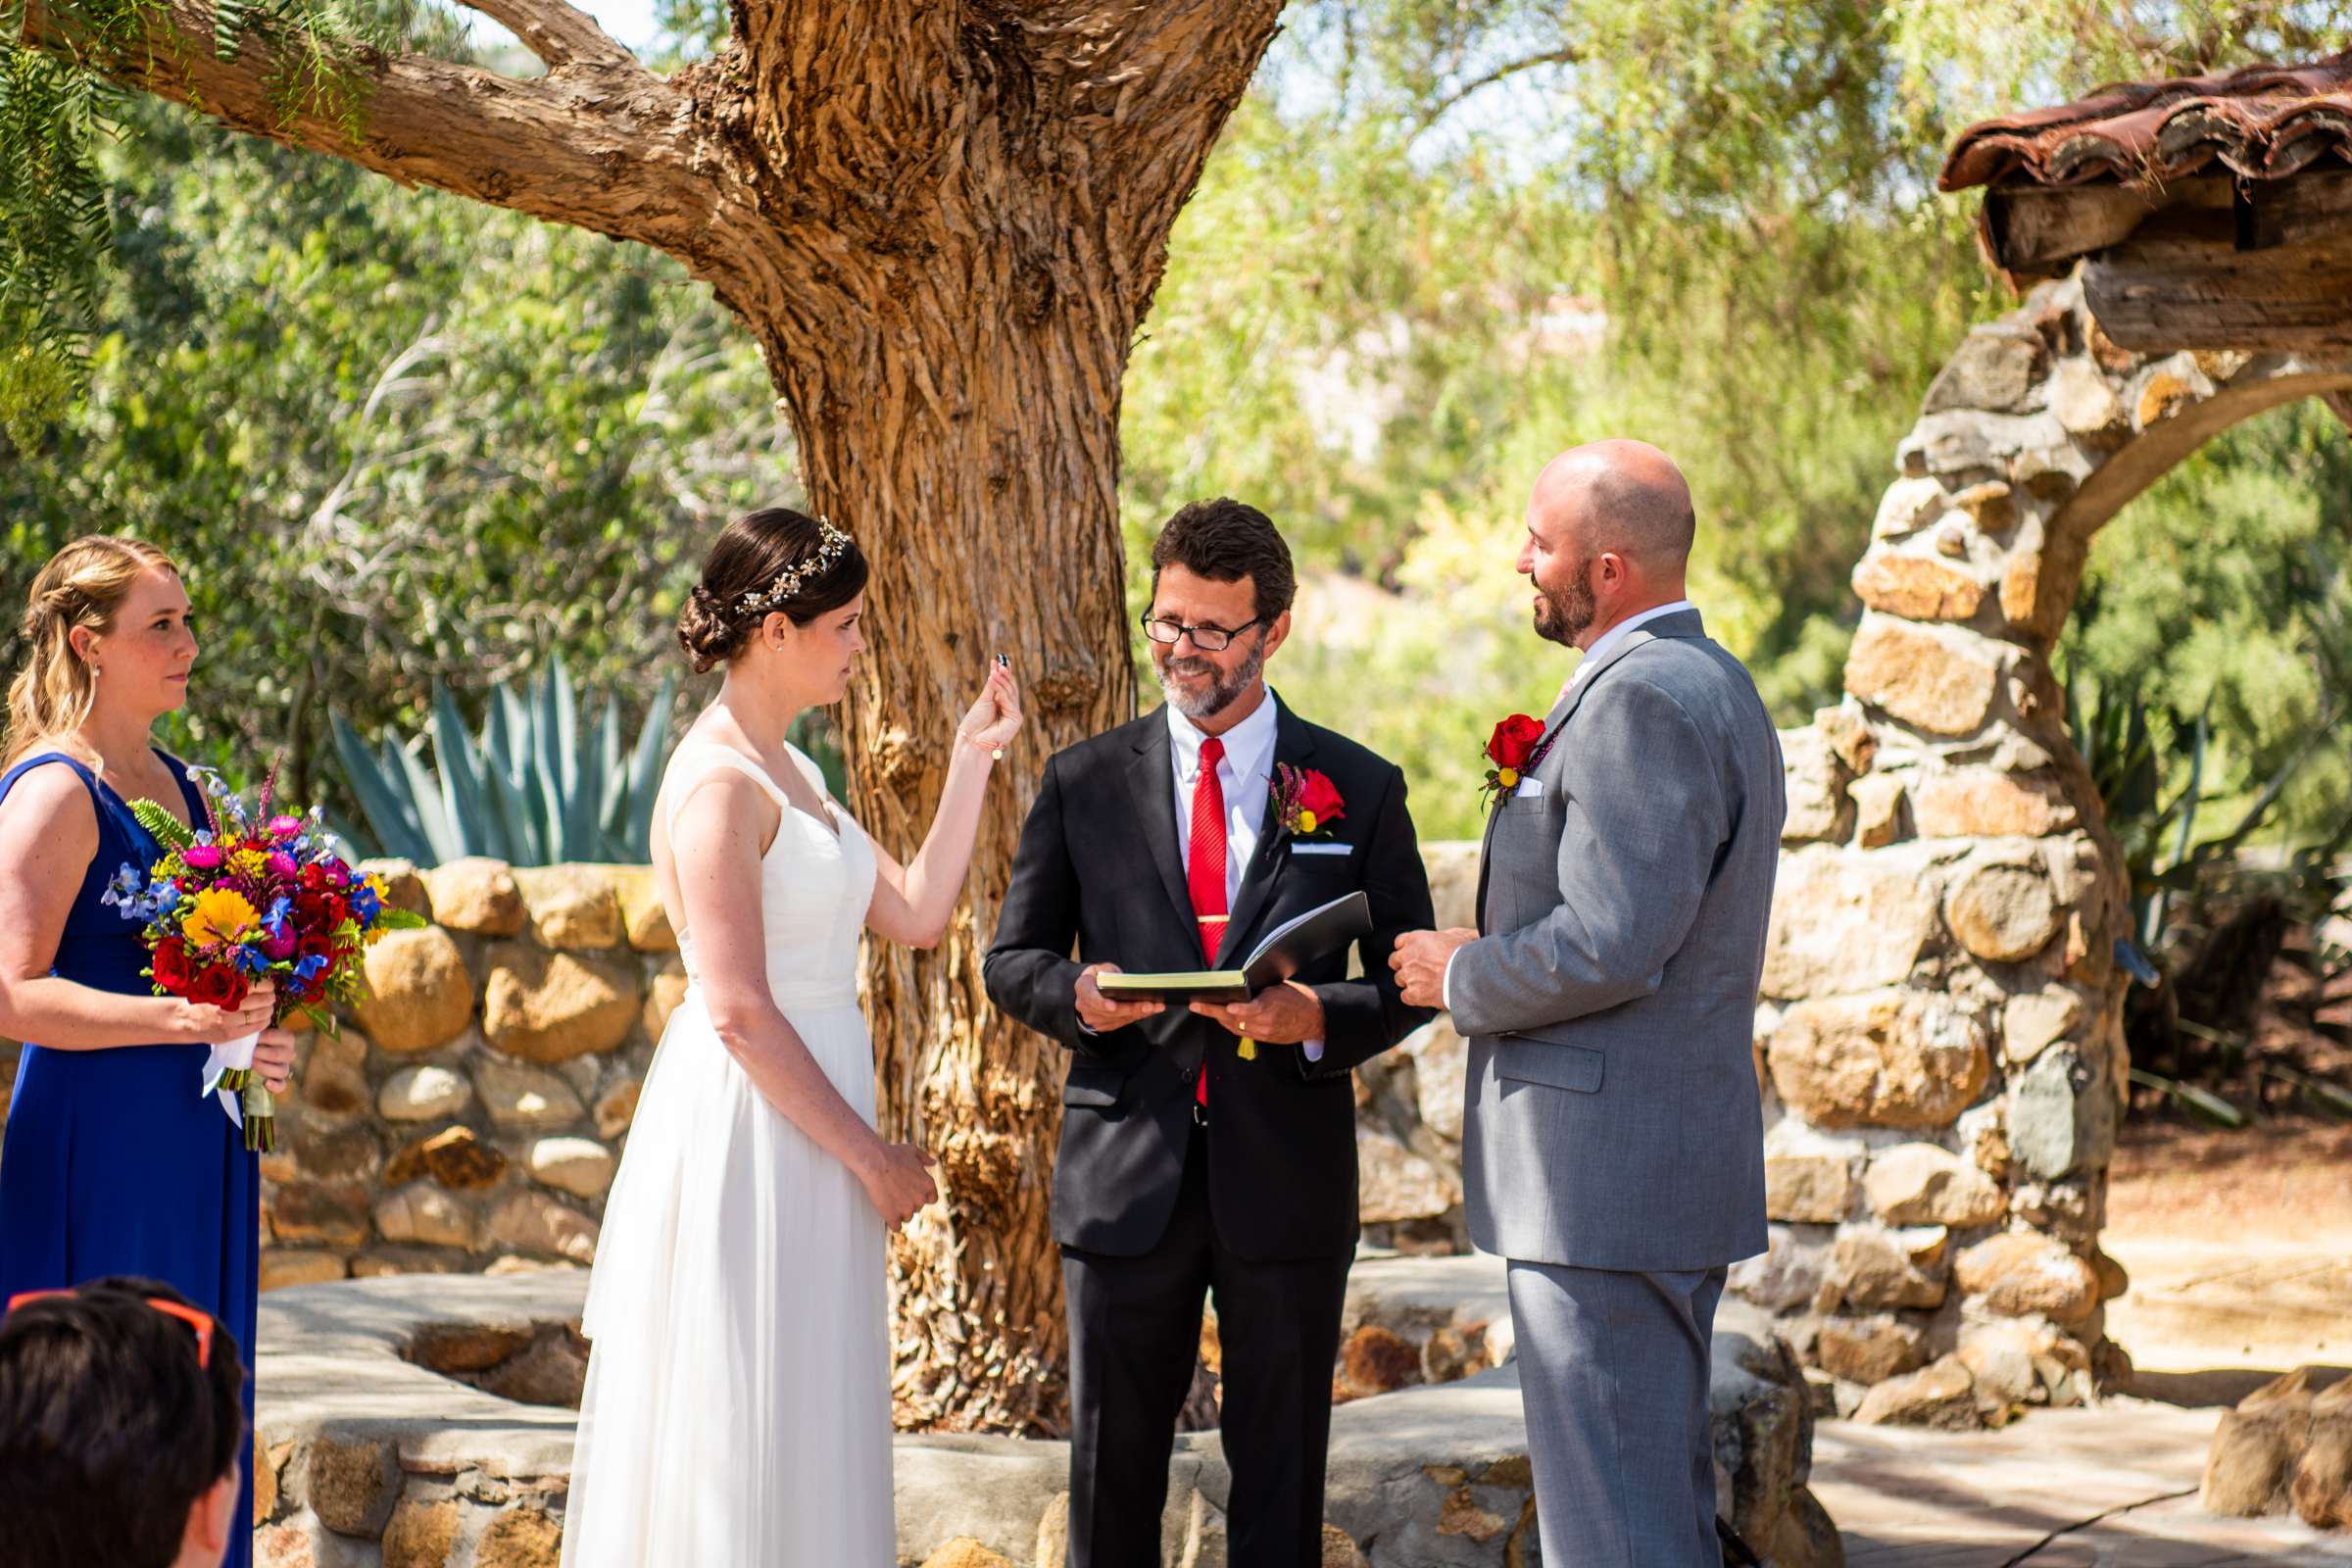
[1220, 700, 1315, 959]
[1471, 610, 1706, 933]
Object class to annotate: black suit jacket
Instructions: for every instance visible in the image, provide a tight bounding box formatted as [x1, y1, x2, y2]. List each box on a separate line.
[983, 696, 1436, 1262]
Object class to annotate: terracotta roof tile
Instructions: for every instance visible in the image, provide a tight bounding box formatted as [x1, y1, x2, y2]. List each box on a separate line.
[1940, 51, 2352, 192]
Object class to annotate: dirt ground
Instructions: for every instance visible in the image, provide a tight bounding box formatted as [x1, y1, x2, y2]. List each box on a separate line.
[2103, 1114, 2352, 1388]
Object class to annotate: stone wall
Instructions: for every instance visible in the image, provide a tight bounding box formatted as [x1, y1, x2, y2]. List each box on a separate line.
[253, 858, 678, 1290]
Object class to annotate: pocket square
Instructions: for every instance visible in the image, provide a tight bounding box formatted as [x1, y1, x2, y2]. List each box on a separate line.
[1513, 777, 1545, 799]
[1289, 843, 1352, 857]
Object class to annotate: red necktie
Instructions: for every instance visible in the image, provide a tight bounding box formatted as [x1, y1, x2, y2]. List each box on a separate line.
[1188, 737, 1228, 1112]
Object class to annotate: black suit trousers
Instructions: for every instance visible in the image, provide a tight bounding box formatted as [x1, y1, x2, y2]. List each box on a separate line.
[1061, 1123, 1351, 1568]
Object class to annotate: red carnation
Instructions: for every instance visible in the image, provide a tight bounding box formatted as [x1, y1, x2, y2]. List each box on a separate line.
[298, 864, 330, 892]
[1486, 713, 1545, 771]
[187, 964, 249, 1012]
[151, 938, 193, 996]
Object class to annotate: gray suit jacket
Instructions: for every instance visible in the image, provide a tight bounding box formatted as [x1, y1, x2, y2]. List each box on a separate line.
[1452, 609, 1783, 1272]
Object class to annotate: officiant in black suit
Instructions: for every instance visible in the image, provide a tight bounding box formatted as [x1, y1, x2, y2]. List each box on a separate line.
[985, 499, 1436, 1568]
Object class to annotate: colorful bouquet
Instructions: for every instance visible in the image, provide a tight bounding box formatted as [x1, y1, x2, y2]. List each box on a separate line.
[104, 760, 424, 1151]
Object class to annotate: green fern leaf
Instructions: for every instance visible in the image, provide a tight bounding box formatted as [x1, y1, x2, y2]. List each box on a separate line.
[128, 797, 197, 851]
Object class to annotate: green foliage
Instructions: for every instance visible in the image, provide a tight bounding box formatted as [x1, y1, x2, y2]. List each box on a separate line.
[331, 658, 679, 865]
[128, 794, 197, 851]
[0, 102, 788, 813]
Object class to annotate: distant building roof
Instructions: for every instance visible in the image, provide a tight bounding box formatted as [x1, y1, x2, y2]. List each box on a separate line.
[1940, 51, 2352, 192]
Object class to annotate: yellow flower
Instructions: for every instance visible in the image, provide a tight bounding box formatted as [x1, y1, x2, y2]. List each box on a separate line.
[1298, 810, 1319, 834]
[1496, 767, 1520, 789]
[181, 888, 261, 948]
[229, 850, 269, 881]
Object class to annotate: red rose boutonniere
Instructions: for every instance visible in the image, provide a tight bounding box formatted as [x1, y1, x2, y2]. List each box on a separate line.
[1481, 713, 1547, 811]
[1269, 763, 1345, 841]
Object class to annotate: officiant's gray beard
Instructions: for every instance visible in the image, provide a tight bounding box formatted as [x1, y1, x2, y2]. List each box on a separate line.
[1158, 640, 1267, 720]
[1534, 561, 1597, 648]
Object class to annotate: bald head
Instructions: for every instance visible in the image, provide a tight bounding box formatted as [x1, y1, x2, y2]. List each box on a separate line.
[1517, 439, 1695, 651]
[1531, 439, 1695, 572]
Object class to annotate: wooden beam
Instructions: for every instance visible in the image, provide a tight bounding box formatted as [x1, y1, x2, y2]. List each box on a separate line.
[2327, 389, 2352, 435]
[1984, 175, 2229, 274]
[2084, 221, 2352, 352]
[2239, 170, 2352, 252]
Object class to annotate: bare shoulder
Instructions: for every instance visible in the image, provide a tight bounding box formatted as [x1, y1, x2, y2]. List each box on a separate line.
[0, 759, 98, 848]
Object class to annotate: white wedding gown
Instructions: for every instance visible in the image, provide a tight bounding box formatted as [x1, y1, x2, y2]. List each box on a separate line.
[562, 741, 894, 1566]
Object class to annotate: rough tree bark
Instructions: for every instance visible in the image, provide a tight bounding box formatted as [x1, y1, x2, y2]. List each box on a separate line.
[25, 0, 1289, 1431]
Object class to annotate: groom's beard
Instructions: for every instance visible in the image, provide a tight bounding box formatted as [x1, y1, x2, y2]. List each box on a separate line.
[1533, 559, 1597, 648]
[1158, 639, 1268, 720]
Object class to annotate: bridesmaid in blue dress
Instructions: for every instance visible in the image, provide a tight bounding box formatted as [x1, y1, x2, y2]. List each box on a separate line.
[0, 536, 296, 1568]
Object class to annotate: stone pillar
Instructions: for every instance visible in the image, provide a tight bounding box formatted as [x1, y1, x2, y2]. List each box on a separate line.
[1739, 276, 2352, 1423]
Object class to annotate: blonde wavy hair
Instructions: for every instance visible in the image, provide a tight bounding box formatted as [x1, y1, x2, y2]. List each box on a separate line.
[3, 536, 181, 770]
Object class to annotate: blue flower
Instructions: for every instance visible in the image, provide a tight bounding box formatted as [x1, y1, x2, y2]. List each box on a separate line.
[263, 895, 294, 940]
[293, 954, 329, 985]
[103, 863, 145, 916]
[233, 945, 271, 977]
[350, 882, 383, 924]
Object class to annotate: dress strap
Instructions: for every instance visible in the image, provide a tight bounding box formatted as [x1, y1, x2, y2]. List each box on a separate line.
[0, 750, 98, 809]
[663, 745, 793, 841]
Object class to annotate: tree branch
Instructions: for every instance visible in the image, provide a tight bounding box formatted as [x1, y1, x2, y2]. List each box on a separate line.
[23, 0, 724, 261]
[452, 0, 641, 73]
[1411, 46, 1579, 138]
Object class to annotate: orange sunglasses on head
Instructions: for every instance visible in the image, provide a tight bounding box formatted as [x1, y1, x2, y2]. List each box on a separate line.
[4, 1289, 215, 1369]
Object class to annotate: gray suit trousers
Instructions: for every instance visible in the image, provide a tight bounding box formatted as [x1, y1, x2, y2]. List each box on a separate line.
[1507, 1260, 1727, 1566]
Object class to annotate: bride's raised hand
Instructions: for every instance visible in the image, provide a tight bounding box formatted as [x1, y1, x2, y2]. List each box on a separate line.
[956, 659, 1023, 757]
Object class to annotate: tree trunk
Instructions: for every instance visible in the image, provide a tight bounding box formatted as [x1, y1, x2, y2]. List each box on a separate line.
[28, 0, 1289, 1432]
[773, 300, 1138, 1434]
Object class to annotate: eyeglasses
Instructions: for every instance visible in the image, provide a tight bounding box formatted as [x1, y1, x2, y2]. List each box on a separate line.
[5, 1289, 216, 1369]
[1140, 613, 1266, 653]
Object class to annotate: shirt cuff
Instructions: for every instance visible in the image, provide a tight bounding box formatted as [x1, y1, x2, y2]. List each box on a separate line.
[1302, 1038, 1324, 1062]
[1442, 948, 1459, 1014]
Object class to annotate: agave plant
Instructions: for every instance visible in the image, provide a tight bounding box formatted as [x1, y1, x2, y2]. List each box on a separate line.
[331, 659, 678, 867]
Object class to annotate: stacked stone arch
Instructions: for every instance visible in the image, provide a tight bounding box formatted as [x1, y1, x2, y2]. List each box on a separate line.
[1740, 270, 2352, 1418]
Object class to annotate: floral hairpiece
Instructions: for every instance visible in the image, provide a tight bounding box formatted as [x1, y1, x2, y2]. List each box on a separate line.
[735, 518, 852, 618]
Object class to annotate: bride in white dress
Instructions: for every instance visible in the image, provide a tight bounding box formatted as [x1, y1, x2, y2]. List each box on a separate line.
[561, 508, 1021, 1567]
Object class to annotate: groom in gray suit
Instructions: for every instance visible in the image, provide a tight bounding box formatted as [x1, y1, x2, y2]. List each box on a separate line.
[1392, 440, 1785, 1564]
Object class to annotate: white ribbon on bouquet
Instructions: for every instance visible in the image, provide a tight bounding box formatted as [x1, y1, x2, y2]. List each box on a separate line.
[200, 1030, 261, 1127]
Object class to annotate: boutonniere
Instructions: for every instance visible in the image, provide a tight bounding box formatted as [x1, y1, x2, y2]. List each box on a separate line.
[1269, 763, 1345, 842]
[1480, 713, 1547, 811]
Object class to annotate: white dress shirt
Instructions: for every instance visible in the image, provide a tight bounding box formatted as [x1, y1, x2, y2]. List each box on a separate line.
[1167, 694, 1279, 901]
[1160, 694, 1323, 1058]
[1448, 601, 1698, 1011]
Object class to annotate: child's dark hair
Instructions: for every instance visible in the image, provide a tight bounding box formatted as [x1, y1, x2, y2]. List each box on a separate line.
[0, 1276, 246, 1568]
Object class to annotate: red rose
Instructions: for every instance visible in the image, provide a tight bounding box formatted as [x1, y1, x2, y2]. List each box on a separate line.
[187, 964, 249, 1012]
[1295, 768, 1346, 825]
[292, 891, 338, 933]
[151, 938, 193, 995]
[1487, 713, 1545, 770]
[298, 933, 337, 966]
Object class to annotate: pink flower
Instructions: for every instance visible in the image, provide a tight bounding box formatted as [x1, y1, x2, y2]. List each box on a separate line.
[262, 926, 300, 961]
[182, 845, 225, 871]
[266, 852, 298, 878]
[267, 814, 304, 840]
[322, 859, 353, 889]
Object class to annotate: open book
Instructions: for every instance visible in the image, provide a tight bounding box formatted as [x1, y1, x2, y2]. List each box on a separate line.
[1096, 891, 1373, 1003]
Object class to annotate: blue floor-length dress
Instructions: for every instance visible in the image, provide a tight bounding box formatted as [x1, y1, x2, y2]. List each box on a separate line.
[0, 749, 258, 1568]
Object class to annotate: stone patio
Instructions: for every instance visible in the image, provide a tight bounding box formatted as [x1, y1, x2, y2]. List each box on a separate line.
[1814, 1398, 2352, 1566]
[254, 1255, 1837, 1566]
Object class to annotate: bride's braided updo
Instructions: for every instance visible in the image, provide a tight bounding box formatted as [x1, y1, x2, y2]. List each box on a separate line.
[676, 508, 869, 674]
